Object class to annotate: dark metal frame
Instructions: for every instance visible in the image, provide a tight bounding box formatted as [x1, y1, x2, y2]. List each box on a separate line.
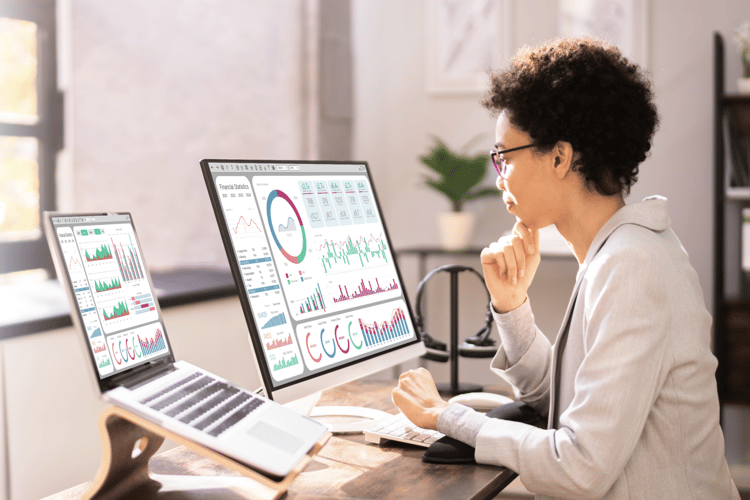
[713, 32, 750, 406]
[0, 0, 63, 275]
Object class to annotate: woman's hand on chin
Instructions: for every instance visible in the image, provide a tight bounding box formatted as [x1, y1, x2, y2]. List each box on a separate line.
[480, 220, 541, 313]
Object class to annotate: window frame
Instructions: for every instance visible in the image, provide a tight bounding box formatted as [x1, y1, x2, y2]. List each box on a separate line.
[0, 0, 62, 275]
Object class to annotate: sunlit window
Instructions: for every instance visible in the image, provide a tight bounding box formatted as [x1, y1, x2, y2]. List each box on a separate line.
[0, 136, 39, 240]
[0, 2, 61, 277]
[0, 17, 38, 125]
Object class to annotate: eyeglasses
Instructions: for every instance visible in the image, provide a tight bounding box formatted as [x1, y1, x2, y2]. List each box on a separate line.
[490, 143, 537, 178]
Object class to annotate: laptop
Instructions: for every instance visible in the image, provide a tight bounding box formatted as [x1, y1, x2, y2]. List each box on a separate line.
[43, 211, 329, 480]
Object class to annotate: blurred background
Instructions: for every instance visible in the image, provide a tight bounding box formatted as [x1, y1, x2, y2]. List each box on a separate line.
[1, 1, 749, 498]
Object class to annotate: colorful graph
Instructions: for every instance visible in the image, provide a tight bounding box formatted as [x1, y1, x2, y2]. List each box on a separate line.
[93, 344, 107, 354]
[278, 217, 297, 232]
[99, 358, 112, 369]
[305, 332, 323, 363]
[85, 243, 113, 262]
[90, 327, 102, 339]
[261, 312, 287, 329]
[131, 293, 156, 315]
[232, 216, 262, 235]
[266, 189, 307, 264]
[332, 277, 399, 304]
[102, 301, 129, 321]
[358, 308, 410, 347]
[298, 283, 326, 314]
[112, 236, 145, 282]
[94, 277, 121, 292]
[138, 328, 166, 356]
[266, 334, 293, 350]
[68, 255, 83, 271]
[272, 354, 299, 372]
[319, 234, 388, 273]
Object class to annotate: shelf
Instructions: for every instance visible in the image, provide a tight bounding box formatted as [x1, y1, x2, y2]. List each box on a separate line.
[722, 94, 750, 105]
[726, 187, 750, 200]
[714, 32, 750, 406]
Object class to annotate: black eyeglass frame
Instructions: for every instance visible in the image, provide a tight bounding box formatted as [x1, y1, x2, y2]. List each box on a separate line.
[490, 143, 538, 178]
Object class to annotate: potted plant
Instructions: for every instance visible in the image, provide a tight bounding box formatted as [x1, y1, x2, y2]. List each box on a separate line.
[733, 21, 750, 93]
[419, 136, 501, 250]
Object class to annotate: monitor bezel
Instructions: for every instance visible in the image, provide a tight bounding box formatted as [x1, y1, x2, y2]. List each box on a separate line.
[43, 211, 177, 394]
[200, 159, 425, 403]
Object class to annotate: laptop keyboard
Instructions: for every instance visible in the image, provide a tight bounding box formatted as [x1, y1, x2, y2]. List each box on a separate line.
[139, 371, 265, 437]
[140, 371, 203, 405]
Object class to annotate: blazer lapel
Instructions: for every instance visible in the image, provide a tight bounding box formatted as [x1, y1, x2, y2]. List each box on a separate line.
[548, 275, 584, 429]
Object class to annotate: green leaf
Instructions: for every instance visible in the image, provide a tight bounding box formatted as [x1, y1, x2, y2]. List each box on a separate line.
[465, 186, 502, 201]
[419, 137, 500, 210]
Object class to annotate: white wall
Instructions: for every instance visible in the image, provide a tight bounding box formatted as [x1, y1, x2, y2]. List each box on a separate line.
[65, 0, 309, 272]
[351, 0, 750, 468]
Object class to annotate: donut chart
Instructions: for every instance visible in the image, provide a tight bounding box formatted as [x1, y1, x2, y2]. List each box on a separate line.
[305, 332, 322, 363]
[320, 328, 336, 358]
[348, 321, 363, 350]
[266, 189, 307, 264]
[334, 324, 350, 354]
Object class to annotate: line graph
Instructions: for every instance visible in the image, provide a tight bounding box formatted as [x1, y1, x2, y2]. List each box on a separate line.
[332, 276, 399, 304]
[358, 307, 410, 347]
[231, 215, 263, 235]
[278, 217, 297, 232]
[68, 255, 83, 272]
[318, 233, 389, 273]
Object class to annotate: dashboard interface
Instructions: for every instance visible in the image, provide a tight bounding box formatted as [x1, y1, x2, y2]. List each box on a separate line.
[49, 214, 171, 379]
[206, 161, 418, 391]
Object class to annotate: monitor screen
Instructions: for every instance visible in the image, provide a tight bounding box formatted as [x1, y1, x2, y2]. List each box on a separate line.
[201, 160, 424, 404]
[44, 213, 174, 390]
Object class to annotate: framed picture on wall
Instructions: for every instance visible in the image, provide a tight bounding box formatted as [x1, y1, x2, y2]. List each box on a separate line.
[425, 0, 512, 94]
[558, 0, 649, 69]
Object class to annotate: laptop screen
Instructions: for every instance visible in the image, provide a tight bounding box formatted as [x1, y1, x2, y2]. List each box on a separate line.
[46, 213, 174, 383]
[201, 160, 421, 396]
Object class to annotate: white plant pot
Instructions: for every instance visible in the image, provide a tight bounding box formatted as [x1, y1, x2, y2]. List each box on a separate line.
[438, 211, 476, 250]
[738, 77, 750, 94]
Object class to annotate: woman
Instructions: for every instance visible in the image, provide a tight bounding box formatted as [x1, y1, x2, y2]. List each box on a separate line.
[392, 38, 740, 500]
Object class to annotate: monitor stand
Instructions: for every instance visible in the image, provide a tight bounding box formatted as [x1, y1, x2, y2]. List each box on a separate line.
[284, 392, 391, 434]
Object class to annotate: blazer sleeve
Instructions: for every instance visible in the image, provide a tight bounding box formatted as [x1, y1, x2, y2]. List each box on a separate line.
[474, 242, 673, 500]
[489, 298, 552, 416]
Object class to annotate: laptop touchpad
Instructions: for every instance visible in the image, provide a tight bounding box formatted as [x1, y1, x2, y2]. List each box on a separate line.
[247, 421, 303, 454]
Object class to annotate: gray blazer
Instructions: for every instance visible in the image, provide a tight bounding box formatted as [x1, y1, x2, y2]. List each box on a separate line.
[477, 197, 739, 500]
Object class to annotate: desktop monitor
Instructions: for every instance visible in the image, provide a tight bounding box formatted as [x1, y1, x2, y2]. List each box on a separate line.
[200, 160, 425, 416]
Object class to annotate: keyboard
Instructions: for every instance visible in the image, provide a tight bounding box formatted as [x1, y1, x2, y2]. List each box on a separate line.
[364, 412, 444, 448]
[139, 371, 266, 437]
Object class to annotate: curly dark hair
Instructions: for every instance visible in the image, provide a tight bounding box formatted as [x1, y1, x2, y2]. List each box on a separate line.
[481, 37, 659, 196]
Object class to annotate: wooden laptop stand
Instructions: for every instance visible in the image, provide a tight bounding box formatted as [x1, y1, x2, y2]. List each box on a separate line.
[82, 405, 330, 500]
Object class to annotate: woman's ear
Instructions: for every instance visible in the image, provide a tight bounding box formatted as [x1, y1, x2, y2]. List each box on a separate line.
[553, 141, 575, 179]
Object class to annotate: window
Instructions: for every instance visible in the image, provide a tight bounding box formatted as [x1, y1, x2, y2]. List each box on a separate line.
[0, 0, 62, 276]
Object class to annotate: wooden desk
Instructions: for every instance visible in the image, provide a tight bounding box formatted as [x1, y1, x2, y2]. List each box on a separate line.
[44, 381, 516, 500]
